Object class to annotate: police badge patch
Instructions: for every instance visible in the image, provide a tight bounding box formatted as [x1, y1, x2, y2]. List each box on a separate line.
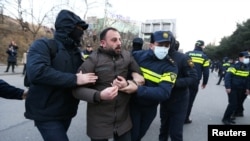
[187, 59, 194, 68]
[170, 72, 177, 82]
[163, 32, 168, 39]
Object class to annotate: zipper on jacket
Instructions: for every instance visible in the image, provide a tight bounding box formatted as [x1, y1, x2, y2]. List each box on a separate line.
[113, 56, 118, 78]
[112, 56, 118, 135]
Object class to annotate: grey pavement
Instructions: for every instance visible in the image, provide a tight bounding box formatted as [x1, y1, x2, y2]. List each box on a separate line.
[0, 63, 24, 76]
[0, 69, 250, 141]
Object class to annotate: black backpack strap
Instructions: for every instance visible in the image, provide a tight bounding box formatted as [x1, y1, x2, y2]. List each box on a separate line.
[47, 39, 58, 59]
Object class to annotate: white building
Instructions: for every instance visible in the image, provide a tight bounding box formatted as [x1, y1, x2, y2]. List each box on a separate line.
[140, 19, 176, 43]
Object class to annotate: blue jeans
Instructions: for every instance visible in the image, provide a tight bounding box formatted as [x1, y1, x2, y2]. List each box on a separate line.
[35, 119, 72, 141]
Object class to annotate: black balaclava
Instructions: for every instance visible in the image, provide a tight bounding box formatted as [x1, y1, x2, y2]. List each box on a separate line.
[54, 10, 88, 48]
[68, 27, 84, 47]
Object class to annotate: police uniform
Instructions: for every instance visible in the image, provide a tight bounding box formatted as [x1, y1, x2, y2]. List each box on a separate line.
[130, 31, 178, 141]
[185, 40, 210, 123]
[222, 51, 250, 124]
[159, 37, 198, 141]
[216, 57, 232, 85]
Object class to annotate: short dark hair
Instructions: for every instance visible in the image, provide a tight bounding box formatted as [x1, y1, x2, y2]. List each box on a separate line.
[195, 40, 205, 47]
[100, 27, 119, 40]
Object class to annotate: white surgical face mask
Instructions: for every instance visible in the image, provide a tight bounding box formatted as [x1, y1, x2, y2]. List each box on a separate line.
[243, 58, 249, 64]
[154, 46, 169, 60]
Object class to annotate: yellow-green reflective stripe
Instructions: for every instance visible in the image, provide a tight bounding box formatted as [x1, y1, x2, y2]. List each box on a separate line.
[203, 60, 210, 67]
[235, 70, 249, 77]
[227, 67, 249, 77]
[191, 57, 204, 64]
[140, 67, 176, 84]
[84, 54, 89, 59]
[223, 63, 230, 67]
[227, 67, 235, 73]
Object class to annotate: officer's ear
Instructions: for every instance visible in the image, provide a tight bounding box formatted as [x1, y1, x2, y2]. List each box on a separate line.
[149, 43, 155, 50]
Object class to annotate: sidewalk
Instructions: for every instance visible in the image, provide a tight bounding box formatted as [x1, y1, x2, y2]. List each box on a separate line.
[0, 63, 24, 76]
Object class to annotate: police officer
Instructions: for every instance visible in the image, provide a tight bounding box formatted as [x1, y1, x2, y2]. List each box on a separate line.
[132, 37, 143, 52]
[222, 51, 250, 124]
[128, 31, 178, 141]
[82, 44, 93, 59]
[159, 35, 198, 141]
[216, 57, 232, 85]
[185, 40, 210, 123]
[174, 40, 180, 51]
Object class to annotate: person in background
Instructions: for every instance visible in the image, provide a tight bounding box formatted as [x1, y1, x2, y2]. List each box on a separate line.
[24, 9, 98, 141]
[82, 44, 93, 59]
[73, 27, 144, 141]
[132, 37, 143, 52]
[216, 57, 232, 85]
[159, 37, 198, 141]
[222, 51, 250, 125]
[128, 31, 178, 141]
[0, 79, 27, 100]
[21, 49, 28, 75]
[174, 40, 180, 51]
[5, 41, 18, 73]
[185, 40, 210, 124]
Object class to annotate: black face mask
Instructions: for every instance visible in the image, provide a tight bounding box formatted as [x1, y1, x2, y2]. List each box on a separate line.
[68, 27, 84, 44]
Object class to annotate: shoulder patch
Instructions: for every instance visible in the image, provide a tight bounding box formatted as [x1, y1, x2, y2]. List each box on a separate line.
[187, 59, 194, 68]
[170, 72, 177, 81]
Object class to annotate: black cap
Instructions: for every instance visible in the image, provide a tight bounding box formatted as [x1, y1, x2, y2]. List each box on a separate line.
[223, 57, 229, 62]
[239, 51, 250, 57]
[195, 40, 205, 47]
[133, 37, 143, 44]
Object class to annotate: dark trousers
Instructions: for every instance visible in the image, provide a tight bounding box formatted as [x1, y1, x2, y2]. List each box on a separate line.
[159, 91, 189, 141]
[22, 64, 26, 75]
[5, 61, 15, 72]
[222, 89, 240, 120]
[130, 103, 158, 141]
[185, 82, 199, 120]
[91, 131, 131, 141]
[35, 119, 72, 141]
[235, 89, 247, 114]
[217, 73, 225, 85]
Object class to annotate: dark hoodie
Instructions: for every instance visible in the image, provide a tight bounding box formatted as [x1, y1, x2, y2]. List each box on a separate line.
[54, 9, 88, 47]
[24, 10, 87, 121]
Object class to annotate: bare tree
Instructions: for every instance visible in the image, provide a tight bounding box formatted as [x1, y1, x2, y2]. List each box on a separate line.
[82, 0, 98, 20]
[0, 4, 3, 23]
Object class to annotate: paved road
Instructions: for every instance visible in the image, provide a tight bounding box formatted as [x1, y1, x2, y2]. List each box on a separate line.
[0, 65, 250, 141]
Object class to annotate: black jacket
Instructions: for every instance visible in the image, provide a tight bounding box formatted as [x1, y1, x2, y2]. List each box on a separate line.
[0, 79, 24, 100]
[24, 10, 85, 121]
[169, 51, 198, 98]
[165, 33, 198, 98]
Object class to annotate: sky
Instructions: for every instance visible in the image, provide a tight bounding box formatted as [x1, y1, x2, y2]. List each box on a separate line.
[18, 0, 250, 52]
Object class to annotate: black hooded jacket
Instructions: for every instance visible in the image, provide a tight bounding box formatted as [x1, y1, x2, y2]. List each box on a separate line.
[24, 10, 86, 121]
